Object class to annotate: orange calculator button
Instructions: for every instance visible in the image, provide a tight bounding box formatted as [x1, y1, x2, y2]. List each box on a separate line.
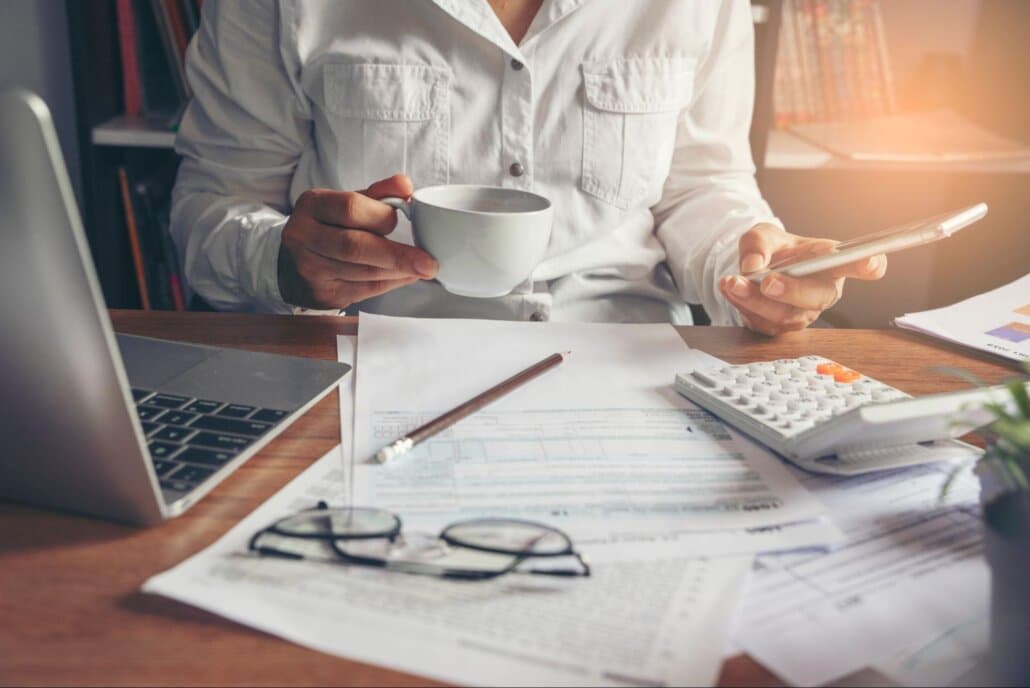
[816, 362, 844, 376]
[834, 369, 862, 383]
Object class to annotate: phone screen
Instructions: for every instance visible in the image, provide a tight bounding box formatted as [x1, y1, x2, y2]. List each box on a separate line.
[756, 206, 985, 278]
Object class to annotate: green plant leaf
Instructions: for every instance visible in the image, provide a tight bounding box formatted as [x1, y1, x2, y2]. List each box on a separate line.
[1006, 379, 1030, 419]
[992, 419, 1030, 451]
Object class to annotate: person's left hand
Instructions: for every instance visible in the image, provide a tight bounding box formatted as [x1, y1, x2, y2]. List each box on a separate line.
[718, 223, 887, 336]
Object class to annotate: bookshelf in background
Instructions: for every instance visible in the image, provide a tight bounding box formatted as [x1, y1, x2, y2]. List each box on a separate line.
[772, 0, 895, 128]
[67, 0, 198, 310]
[771, 0, 1030, 164]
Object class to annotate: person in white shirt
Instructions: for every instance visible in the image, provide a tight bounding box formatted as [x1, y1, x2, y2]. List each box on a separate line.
[171, 0, 887, 333]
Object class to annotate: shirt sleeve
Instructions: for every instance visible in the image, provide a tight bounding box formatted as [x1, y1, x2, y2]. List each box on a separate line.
[170, 0, 310, 312]
[652, 0, 782, 326]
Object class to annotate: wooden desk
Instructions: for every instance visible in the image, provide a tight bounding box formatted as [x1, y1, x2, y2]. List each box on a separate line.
[1, 312, 1017, 687]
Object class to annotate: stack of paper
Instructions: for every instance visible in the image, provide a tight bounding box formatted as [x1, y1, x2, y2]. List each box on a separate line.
[145, 446, 752, 686]
[730, 461, 988, 686]
[346, 314, 838, 561]
[143, 313, 994, 686]
[896, 274, 1030, 362]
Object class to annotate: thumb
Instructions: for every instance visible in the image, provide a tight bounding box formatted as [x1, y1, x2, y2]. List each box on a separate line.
[738, 223, 791, 275]
[362, 173, 414, 201]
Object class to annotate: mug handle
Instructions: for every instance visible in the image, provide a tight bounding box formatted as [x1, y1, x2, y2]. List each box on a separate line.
[379, 196, 411, 219]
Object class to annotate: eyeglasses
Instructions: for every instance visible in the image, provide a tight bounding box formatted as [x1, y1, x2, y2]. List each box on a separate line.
[248, 501, 591, 581]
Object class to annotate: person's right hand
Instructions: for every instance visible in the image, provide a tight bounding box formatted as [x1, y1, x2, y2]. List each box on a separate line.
[277, 174, 438, 309]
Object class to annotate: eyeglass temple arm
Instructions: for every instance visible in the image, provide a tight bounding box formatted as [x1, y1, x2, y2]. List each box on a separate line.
[526, 552, 591, 577]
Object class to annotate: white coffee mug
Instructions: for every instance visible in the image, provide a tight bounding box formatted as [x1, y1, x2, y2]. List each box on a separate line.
[381, 185, 552, 298]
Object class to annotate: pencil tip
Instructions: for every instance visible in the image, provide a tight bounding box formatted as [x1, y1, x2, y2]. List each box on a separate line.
[561, 350, 572, 359]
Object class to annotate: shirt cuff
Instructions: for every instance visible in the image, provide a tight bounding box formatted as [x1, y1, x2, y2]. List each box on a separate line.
[238, 213, 292, 313]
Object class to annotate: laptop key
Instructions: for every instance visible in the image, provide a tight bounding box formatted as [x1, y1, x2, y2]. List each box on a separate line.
[153, 426, 196, 443]
[178, 446, 234, 466]
[155, 410, 199, 426]
[160, 479, 192, 493]
[252, 408, 289, 424]
[148, 441, 182, 459]
[136, 405, 164, 421]
[168, 464, 215, 484]
[184, 399, 222, 414]
[190, 431, 249, 452]
[216, 404, 256, 419]
[140, 421, 160, 436]
[131, 388, 153, 402]
[147, 393, 192, 409]
[190, 416, 271, 437]
[152, 459, 178, 477]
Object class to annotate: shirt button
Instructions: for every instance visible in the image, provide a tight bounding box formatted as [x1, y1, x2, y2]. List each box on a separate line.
[529, 311, 545, 322]
[509, 162, 524, 177]
[510, 58, 524, 71]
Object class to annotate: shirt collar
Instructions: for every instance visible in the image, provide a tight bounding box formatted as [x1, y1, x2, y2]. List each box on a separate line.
[430, 0, 591, 57]
[430, 0, 522, 59]
[521, 0, 589, 46]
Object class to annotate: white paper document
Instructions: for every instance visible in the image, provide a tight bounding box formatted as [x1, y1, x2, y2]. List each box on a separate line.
[339, 333, 841, 562]
[349, 314, 826, 553]
[731, 461, 988, 687]
[144, 446, 753, 687]
[896, 273, 1030, 362]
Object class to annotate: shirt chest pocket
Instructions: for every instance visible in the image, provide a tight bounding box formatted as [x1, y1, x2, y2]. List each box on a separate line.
[580, 58, 695, 210]
[323, 63, 451, 189]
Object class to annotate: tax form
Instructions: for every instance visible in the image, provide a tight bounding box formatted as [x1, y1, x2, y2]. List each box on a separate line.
[349, 314, 827, 551]
[338, 336, 841, 562]
[143, 445, 753, 687]
[731, 461, 987, 687]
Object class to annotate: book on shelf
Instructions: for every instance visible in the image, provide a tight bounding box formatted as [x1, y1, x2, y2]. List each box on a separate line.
[773, 0, 895, 127]
[117, 165, 187, 311]
[773, 0, 1027, 163]
[115, 0, 202, 129]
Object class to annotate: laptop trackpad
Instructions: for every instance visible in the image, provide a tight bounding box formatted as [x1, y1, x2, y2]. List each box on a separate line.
[117, 334, 214, 389]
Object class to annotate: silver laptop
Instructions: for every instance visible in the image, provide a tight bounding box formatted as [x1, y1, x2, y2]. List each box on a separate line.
[0, 89, 350, 525]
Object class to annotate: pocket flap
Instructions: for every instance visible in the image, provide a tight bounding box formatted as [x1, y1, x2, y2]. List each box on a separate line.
[324, 63, 451, 121]
[582, 57, 695, 114]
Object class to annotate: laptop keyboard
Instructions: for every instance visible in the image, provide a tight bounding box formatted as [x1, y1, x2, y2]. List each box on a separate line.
[132, 388, 288, 496]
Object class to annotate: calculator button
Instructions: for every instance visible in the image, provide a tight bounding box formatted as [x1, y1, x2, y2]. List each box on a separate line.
[690, 371, 720, 388]
[816, 362, 844, 376]
[834, 369, 862, 383]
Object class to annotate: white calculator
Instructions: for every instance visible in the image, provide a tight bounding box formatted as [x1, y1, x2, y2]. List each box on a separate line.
[675, 356, 996, 475]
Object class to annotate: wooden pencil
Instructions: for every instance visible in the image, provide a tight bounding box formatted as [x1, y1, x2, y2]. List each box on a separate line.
[374, 351, 570, 463]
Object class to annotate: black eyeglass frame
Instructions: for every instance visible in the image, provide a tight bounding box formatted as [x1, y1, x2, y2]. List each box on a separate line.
[248, 501, 591, 581]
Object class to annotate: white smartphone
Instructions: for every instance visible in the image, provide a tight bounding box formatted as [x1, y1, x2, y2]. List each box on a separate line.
[746, 203, 988, 282]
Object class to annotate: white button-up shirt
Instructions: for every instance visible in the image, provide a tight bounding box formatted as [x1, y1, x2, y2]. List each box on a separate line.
[171, 0, 780, 324]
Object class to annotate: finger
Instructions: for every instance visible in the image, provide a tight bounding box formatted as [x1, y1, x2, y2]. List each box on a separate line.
[296, 247, 421, 282]
[824, 253, 888, 281]
[738, 310, 786, 337]
[301, 189, 398, 235]
[335, 276, 422, 304]
[759, 272, 842, 311]
[313, 229, 438, 277]
[362, 173, 414, 201]
[738, 224, 796, 274]
[720, 276, 818, 330]
[769, 237, 839, 264]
